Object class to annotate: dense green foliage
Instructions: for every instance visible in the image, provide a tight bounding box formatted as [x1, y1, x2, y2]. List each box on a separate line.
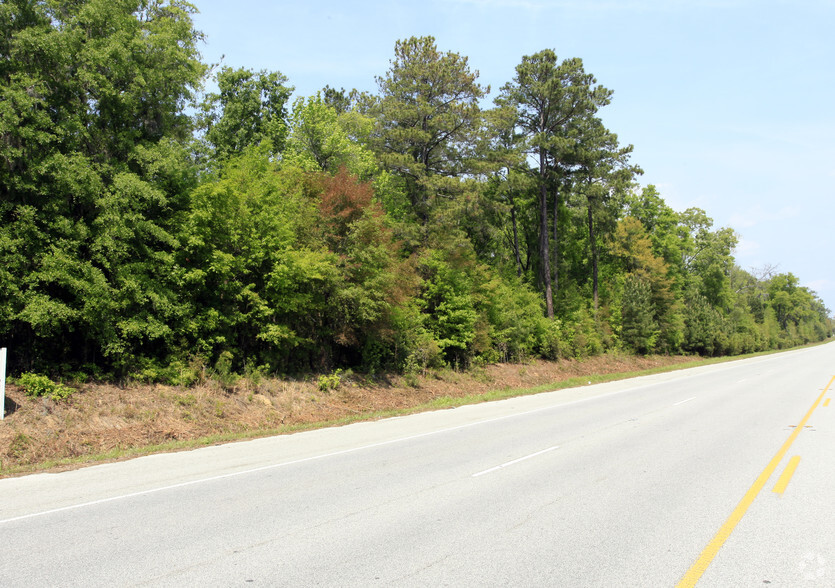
[16, 372, 73, 401]
[1, 6, 830, 380]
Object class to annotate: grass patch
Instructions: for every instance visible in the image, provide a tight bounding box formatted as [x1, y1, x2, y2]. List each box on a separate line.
[2, 343, 827, 479]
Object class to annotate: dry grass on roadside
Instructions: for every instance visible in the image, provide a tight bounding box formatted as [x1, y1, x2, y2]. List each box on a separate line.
[0, 353, 701, 476]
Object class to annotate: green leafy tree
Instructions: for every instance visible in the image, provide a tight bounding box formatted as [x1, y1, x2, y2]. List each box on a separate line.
[372, 36, 488, 222]
[197, 66, 292, 164]
[621, 275, 659, 353]
[418, 249, 479, 366]
[478, 107, 525, 277]
[571, 117, 640, 309]
[181, 146, 352, 371]
[315, 168, 417, 365]
[611, 217, 680, 351]
[679, 208, 738, 310]
[284, 95, 378, 179]
[625, 185, 688, 288]
[182, 147, 417, 372]
[497, 51, 612, 317]
[765, 273, 830, 345]
[0, 0, 205, 373]
[682, 293, 728, 355]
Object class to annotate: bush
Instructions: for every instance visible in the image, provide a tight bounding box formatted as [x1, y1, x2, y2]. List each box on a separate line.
[212, 351, 239, 390]
[567, 307, 606, 358]
[621, 275, 659, 353]
[536, 317, 569, 360]
[317, 369, 343, 392]
[482, 277, 546, 362]
[17, 373, 74, 401]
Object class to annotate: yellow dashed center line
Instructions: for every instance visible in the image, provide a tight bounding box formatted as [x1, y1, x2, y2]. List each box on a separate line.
[824, 398, 831, 407]
[676, 375, 835, 587]
[772, 455, 801, 495]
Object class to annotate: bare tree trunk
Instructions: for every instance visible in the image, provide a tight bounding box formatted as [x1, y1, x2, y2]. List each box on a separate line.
[588, 200, 598, 311]
[552, 182, 560, 299]
[509, 192, 522, 278]
[539, 151, 554, 318]
[523, 223, 531, 272]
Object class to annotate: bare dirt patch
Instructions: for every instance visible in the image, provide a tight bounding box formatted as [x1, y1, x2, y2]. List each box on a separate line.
[0, 354, 701, 476]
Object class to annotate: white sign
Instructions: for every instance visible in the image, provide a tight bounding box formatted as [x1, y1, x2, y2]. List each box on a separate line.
[0, 347, 6, 420]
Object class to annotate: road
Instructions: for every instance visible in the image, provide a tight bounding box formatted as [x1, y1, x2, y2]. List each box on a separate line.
[2, 343, 835, 586]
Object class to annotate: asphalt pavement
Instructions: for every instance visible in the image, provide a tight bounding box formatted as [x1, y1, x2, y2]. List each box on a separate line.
[2, 343, 834, 586]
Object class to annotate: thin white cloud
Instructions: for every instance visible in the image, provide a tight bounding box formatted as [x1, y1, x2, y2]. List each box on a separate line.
[729, 205, 799, 229]
[804, 278, 831, 290]
[446, 0, 760, 11]
[734, 237, 760, 258]
[443, 0, 547, 9]
[723, 123, 835, 152]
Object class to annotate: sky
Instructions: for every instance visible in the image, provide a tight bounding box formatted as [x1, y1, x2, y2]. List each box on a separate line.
[191, 0, 835, 311]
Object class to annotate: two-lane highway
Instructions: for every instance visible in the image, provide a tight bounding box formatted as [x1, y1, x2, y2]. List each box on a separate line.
[2, 343, 835, 586]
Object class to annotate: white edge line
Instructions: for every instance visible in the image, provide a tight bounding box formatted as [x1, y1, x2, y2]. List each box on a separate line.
[472, 445, 560, 478]
[673, 396, 696, 406]
[1, 375, 697, 525]
[1, 404, 573, 525]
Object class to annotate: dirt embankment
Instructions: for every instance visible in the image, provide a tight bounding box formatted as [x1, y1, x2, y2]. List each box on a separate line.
[0, 354, 700, 476]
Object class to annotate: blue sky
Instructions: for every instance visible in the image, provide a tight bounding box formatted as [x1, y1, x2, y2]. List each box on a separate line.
[191, 0, 835, 311]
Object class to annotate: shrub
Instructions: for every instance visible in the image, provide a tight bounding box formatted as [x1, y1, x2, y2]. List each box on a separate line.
[482, 277, 546, 362]
[536, 317, 569, 360]
[621, 275, 659, 354]
[17, 373, 74, 401]
[212, 351, 239, 390]
[559, 307, 605, 358]
[317, 369, 343, 392]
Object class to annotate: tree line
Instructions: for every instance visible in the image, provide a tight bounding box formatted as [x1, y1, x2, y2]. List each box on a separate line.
[1, 0, 830, 381]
